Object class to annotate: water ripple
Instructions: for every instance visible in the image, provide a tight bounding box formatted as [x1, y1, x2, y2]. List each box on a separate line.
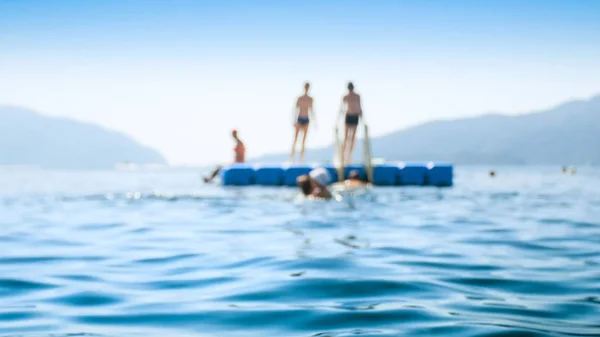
[0, 168, 599, 336]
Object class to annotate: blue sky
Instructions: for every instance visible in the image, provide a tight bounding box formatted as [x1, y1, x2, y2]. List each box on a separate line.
[1, 0, 599, 165]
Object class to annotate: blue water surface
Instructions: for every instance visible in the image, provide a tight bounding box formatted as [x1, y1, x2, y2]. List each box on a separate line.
[0, 166, 599, 337]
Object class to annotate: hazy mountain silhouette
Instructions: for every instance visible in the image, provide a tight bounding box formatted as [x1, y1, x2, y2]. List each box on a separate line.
[254, 94, 600, 165]
[0, 106, 166, 169]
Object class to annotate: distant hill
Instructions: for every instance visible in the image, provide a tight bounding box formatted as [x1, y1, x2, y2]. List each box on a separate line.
[0, 106, 166, 169]
[253, 94, 600, 165]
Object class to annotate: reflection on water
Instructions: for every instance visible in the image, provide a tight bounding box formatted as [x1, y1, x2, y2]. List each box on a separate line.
[0, 166, 599, 336]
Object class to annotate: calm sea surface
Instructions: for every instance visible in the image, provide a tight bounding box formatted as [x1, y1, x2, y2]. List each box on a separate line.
[0, 166, 599, 337]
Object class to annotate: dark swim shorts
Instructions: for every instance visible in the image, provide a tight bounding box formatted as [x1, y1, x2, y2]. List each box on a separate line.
[345, 115, 359, 126]
[297, 116, 310, 125]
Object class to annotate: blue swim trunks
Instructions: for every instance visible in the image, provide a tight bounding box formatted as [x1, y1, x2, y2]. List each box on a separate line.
[297, 116, 310, 125]
[345, 115, 359, 126]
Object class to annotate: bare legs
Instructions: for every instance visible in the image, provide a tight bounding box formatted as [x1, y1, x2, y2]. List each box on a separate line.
[203, 165, 222, 183]
[348, 126, 357, 163]
[300, 126, 309, 162]
[341, 125, 357, 165]
[290, 125, 300, 161]
[341, 126, 348, 165]
[290, 124, 309, 163]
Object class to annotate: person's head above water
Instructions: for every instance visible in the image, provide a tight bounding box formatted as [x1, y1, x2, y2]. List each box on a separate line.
[232, 129, 238, 139]
[348, 170, 361, 181]
[297, 168, 332, 198]
[347, 82, 354, 91]
[304, 82, 310, 93]
[296, 175, 312, 196]
[309, 168, 331, 188]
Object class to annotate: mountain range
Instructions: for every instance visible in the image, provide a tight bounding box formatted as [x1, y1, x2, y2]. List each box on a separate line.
[2, 94, 599, 169]
[254, 94, 600, 165]
[0, 106, 166, 169]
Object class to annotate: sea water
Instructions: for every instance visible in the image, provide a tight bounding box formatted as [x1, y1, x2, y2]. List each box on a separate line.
[0, 166, 599, 337]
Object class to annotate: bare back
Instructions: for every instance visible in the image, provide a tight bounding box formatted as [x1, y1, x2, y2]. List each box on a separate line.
[234, 140, 245, 163]
[296, 94, 313, 118]
[343, 92, 362, 115]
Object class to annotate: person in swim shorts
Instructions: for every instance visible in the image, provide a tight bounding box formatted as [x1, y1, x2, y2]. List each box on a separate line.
[338, 82, 363, 165]
[296, 167, 332, 199]
[290, 82, 315, 163]
[203, 129, 245, 183]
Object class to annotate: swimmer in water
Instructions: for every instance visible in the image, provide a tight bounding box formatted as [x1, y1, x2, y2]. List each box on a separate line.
[290, 82, 315, 163]
[330, 169, 370, 191]
[338, 82, 363, 165]
[203, 129, 245, 183]
[343, 170, 369, 188]
[296, 167, 332, 199]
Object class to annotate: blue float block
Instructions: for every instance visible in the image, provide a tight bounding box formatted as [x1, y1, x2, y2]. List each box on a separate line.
[426, 163, 453, 187]
[344, 164, 367, 181]
[373, 164, 399, 186]
[254, 165, 285, 186]
[221, 164, 255, 186]
[398, 163, 428, 186]
[283, 164, 314, 186]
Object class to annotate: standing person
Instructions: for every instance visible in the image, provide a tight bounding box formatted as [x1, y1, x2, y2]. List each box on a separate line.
[338, 82, 363, 165]
[203, 129, 245, 183]
[290, 82, 315, 163]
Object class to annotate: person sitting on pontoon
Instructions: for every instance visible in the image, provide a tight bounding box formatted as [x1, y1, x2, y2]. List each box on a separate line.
[203, 129, 245, 183]
[296, 168, 332, 199]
